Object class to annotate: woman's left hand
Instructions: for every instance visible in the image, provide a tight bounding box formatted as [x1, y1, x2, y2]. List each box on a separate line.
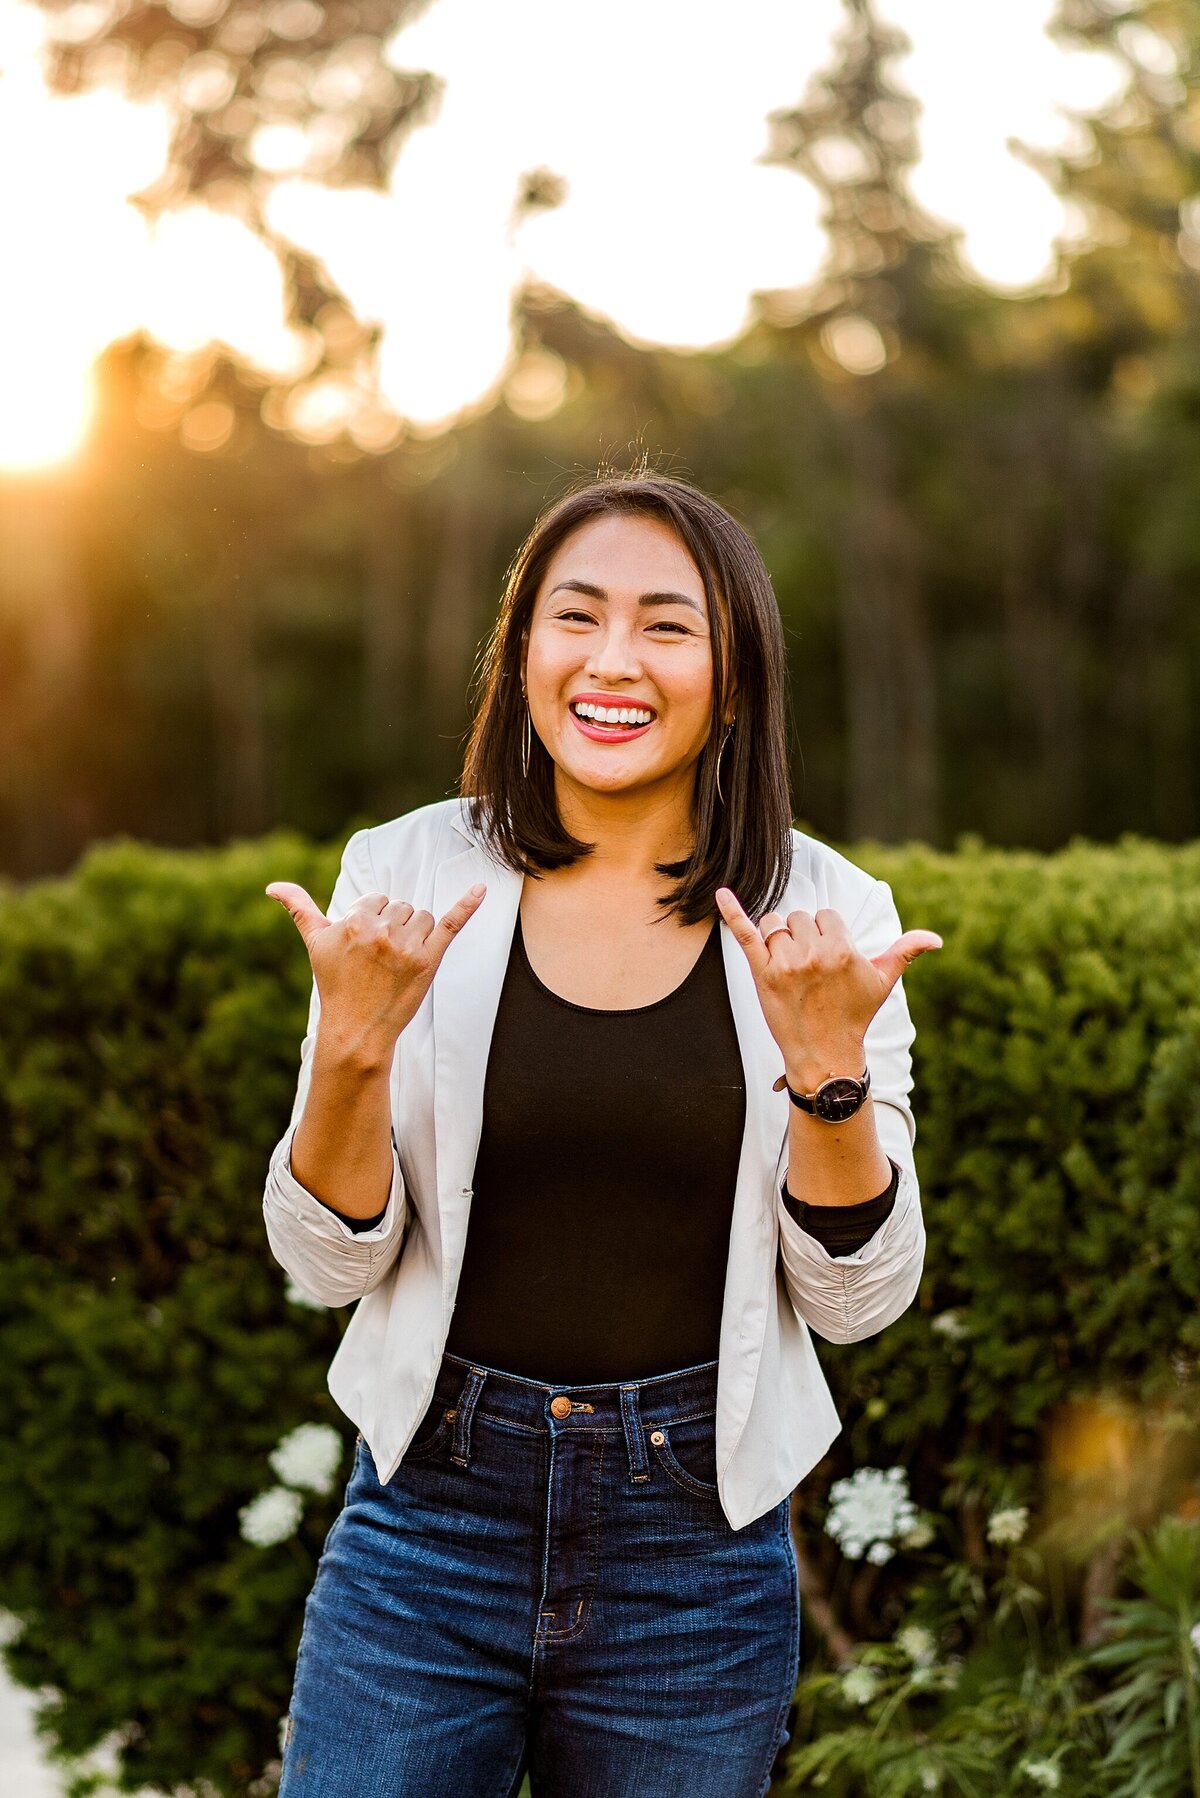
[714, 888, 943, 1088]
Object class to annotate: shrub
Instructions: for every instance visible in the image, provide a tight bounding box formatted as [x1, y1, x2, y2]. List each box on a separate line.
[0, 829, 1197, 1793]
[782, 1514, 1200, 1797]
[0, 833, 348, 1795]
[814, 837, 1200, 1562]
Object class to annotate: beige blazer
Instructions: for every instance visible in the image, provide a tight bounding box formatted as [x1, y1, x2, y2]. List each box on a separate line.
[262, 797, 926, 1530]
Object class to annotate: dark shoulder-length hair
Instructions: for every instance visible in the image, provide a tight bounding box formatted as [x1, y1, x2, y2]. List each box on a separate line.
[459, 471, 796, 927]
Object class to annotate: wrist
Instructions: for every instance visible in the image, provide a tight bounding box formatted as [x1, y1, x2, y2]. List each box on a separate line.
[783, 1041, 867, 1096]
[314, 1017, 398, 1077]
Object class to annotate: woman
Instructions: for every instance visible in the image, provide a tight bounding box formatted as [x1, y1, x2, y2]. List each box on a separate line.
[263, 472, 940, 1798]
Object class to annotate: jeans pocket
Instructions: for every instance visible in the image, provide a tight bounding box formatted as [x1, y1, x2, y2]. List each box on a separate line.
[403, 1404, 454, 1463]
[650, 1412, 720, 1499]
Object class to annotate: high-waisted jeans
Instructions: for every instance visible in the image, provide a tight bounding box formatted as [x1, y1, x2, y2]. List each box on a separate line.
[278, 1351, 801, 1797]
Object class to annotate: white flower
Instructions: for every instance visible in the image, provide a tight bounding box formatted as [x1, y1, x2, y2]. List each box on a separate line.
[1190, 1621, 1200, 1656]
[931, 1309, 969, 1340]
[270, 1423, 344, 1495]
[897, 1624, 937, 1666]
[1019, 1760, 1061, 1790]
[284, 1274, 328, 1311]
[826, 1466, 918, 1561]
[987, 1505, 1030, 1546]
[840, 1665, 881, 1706]
[866, 1540, 894, 1566]
[900, 1515, 936, 1550]
[919, 1768, 940, 1793]
[239, 1485, 303, 1547]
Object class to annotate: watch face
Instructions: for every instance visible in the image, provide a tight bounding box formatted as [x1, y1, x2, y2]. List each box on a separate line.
[814, 1078, 865, 1123]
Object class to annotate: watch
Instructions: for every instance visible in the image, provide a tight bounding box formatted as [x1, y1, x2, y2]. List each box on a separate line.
[772, 1064, 871, 1123]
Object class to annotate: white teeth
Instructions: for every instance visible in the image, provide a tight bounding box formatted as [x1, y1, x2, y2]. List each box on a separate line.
[573, 702, 653, 726]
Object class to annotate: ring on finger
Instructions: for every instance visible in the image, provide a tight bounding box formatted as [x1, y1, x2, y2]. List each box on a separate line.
[762, 924, 790, 945]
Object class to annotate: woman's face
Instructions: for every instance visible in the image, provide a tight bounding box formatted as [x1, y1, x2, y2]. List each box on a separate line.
[521, 511, 734, 813]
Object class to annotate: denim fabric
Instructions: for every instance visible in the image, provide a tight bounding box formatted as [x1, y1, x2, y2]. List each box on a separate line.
[279, 1352, 801, 1797]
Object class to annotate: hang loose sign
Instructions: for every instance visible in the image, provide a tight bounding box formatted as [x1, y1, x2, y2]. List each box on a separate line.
[266, 878, 488, 1062]
[714, 886, 943, 1089]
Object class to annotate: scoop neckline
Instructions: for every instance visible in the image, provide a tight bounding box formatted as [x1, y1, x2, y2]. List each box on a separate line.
[515, 912, 719, 1016]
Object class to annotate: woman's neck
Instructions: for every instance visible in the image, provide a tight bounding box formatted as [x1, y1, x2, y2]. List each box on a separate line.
[553, 777, 695, 880]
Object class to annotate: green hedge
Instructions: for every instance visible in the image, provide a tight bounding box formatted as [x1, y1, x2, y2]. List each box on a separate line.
[0, 830, 1198, 1794]
[833, 834, 1200, 1471]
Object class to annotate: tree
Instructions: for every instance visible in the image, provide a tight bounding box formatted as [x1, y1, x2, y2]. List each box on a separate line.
[1037, 0, 1200, 836]
[34, 0, 439, 380]
[761, 0, 958, 843]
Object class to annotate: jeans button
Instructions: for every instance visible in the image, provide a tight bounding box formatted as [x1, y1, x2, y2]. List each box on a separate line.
[550, 1395, 572, 1419]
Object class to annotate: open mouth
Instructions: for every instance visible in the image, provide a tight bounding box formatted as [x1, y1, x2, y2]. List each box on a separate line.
[569, 700, 656, 742]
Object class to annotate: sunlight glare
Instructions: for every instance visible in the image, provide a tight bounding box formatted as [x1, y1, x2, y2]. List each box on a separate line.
[0, 0, 1150, 463]
[385, 0, 837, 352]
[883, 0, 1129, 288]
[139, 206, 303, 376]
[0, 2, 168, 468]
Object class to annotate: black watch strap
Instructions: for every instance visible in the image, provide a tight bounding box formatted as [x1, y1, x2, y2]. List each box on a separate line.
[772, 1064, 871, 1122]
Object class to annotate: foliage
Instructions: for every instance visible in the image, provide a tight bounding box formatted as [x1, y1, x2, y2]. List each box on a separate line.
[784, 1517, 1200, 1797]
[8, 6, 1200, 876]
[810, 833, 1200, 1529]
[1086, 1517, 1200, 1796]
[0, 829, 1197, 1792]
[34, 0, 436, 204]
[0, 831, 347, 1795]
[30, 0, 441, 364]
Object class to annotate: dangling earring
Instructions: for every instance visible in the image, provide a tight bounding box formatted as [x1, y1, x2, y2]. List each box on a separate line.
[521, 693, 532, 778]
[716, 720, 735, 805]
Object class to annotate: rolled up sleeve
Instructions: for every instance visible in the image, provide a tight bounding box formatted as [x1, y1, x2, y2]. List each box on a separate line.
[775, 878, 927, 1343]
[261, 828, 409, 1307]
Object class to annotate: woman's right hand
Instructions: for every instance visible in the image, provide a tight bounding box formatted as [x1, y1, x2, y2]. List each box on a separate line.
[266, 878, 488, 1064]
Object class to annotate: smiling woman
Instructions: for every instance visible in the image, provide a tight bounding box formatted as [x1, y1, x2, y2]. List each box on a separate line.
[460, 473, 797, 927]
[263, 467, 937, 1796]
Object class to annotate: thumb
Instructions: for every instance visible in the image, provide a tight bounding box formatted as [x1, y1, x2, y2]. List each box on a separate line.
[871, 929, 943, 995]
[266, 882, 330, 952]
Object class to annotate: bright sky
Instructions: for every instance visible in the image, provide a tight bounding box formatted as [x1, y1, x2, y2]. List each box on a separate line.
[0, 0, 1128, 470]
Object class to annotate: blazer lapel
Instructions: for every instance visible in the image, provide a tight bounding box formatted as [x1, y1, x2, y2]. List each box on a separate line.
[429, 808, 523, 1279]
[430, 800, 819, 1329]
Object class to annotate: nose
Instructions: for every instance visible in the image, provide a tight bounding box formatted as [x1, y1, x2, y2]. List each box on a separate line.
[585, 623, 644, 685]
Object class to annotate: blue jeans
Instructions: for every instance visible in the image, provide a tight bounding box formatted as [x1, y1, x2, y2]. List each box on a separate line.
[279, 1352, 801, 1797]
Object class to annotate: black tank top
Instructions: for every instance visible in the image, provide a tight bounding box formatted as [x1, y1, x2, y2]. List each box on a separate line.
[444, 912, 745, 1383]
[327, 909, 899, 1377]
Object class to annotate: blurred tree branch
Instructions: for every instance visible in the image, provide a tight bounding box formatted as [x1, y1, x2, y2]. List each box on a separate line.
[32, 0, 442, 351]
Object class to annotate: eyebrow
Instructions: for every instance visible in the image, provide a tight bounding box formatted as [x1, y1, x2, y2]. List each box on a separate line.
[547, 578, 705, 617]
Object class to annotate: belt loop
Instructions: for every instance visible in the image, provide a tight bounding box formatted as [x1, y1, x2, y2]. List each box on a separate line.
[450, 1367, 487, 1467]
[620, 1383, 650, 1484]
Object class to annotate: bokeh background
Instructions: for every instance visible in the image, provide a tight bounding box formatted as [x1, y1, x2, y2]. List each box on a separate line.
[5, 0, 1199, 880]
[4, 4, 1200, 1796]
